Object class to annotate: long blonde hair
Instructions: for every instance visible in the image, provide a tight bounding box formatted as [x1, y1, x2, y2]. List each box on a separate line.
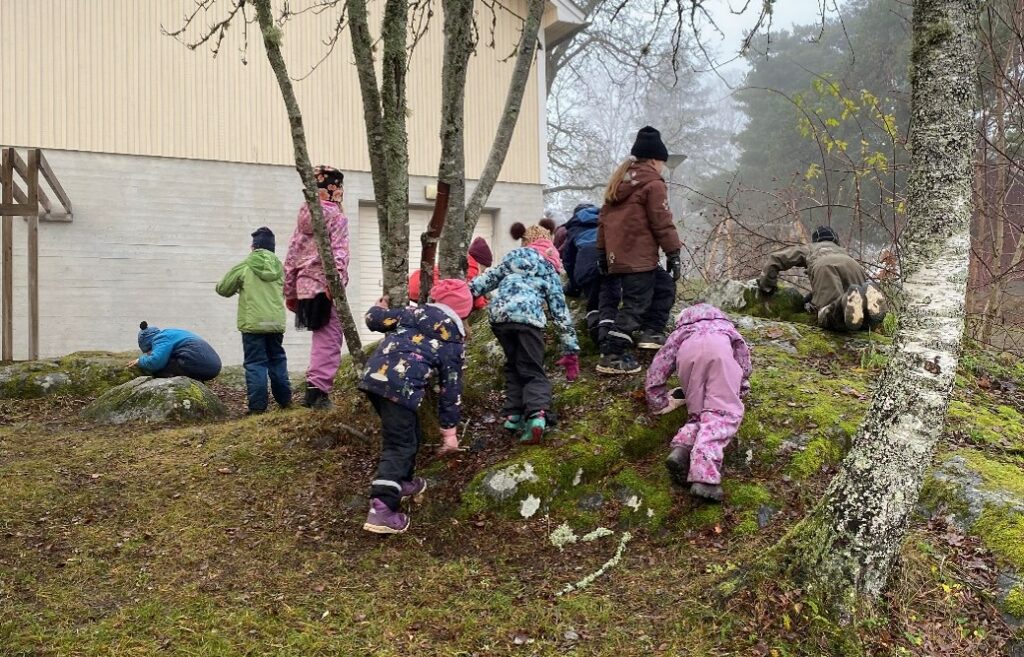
[603, 156, 656, 204]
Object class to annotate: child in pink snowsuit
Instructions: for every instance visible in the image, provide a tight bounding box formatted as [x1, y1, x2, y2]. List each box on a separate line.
[284, 165, 351, 409]
[645, 303, 752, 502]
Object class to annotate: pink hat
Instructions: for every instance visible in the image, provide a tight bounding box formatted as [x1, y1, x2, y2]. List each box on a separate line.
[429, 278, 474, 319]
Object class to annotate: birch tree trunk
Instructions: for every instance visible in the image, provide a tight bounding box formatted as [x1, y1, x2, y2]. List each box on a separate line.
[253, 0, 365, 369]
[437, 0, 545, 277]
[433, 0, 474, 282]
[347, 0, 411, 306]
[774, 0, 978, 612]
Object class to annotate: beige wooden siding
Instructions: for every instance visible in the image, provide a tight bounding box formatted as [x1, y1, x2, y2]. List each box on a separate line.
[0, 0, 541, 184]
[354, 204, 493, 344]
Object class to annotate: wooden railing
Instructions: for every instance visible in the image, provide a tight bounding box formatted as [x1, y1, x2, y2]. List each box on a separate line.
[0, 147, 73, 361]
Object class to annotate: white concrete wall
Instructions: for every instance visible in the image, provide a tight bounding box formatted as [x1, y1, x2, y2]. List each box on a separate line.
[7, 150, 543, 369]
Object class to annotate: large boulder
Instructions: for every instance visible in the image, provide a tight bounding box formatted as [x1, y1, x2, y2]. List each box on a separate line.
[82, 376, 226, 425]
[701, 279, 809, 322]
[0, 351, 137, 399]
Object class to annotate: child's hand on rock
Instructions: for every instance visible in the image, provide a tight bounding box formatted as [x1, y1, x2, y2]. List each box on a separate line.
[653, 387, 686, 415]
[126, 358, 139, 369]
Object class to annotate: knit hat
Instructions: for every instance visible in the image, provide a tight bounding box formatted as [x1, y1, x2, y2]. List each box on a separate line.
[468, 237, 493, 267]
[137, 321, 159, 352]
[314, 165, 344, 204]
[630, 126, 669, 162]
[251, 226, 275, 252]
[812, 225, 839, 245]
[430, 278, 474, 319]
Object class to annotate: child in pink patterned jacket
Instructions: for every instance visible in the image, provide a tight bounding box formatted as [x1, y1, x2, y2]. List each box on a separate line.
[645, 303, 752, 502]
[284, 165, 351, 409]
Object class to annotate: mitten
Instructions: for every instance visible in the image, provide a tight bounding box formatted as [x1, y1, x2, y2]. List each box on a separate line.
[666, 251, 682, 281]
[286, 298, 298, 313]
[556, 354, 580, 382]
[437, 426, 462, 456]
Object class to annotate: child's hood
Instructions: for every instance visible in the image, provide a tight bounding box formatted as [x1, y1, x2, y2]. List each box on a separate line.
[568, 204, 600, 228]
[245, 249, 284, 282]
[400, 304, 465, 344]
[675, 303, 733, 328]
[608, 164, 663, 206]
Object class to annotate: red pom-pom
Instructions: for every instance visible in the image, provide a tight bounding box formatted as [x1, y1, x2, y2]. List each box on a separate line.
[510, 222, 526, 240]
[539, 217, 556, 234]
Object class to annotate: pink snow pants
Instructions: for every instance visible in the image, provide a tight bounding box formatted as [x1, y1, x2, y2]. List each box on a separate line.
[670, 332, 744, 485]
[307, 311, 343, 392]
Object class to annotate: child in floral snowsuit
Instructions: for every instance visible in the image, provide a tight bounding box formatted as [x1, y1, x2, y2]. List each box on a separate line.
[645, 303, 752, 502]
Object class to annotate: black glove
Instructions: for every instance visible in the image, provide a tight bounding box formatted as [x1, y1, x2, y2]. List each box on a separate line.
[666, 252, 682, 282]
[597, 250, 608, 276]
[757, 277, 776, 296]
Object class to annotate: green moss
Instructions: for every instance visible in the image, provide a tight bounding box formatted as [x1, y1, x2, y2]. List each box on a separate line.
[612, 468, 673, 527]
[787, 437, 843, 479]
[1004, 585, 1024, 618]
[947, 401, 1024, 452]
[958, 450, 1024, 499]
[973, 507, 1024, 570]
[918, 475, 970, 519]
[682, 504, 724, 530]
[724, 481, 773, 509]
[733, 512, 760, 536]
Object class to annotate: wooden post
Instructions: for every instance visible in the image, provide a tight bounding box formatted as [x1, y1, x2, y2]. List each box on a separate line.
[1, 148, 13, 362]
[26, 150, 40, 360]
[418, 181, 451, 304]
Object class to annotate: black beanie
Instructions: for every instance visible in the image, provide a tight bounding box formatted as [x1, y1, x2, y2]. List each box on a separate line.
[251, 226, 276, 252]
[630, 126, 669, 162]
[811, 225, 839, 245]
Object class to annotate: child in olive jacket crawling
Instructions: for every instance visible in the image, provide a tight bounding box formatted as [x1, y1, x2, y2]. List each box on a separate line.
[358, 279, 474, 534]
[470, 222, 580, 444]
[645, 304, 752, 502]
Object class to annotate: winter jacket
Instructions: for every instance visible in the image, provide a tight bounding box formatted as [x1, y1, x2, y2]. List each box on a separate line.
[284, 200, 350, 301]
[137, 327, 221, 377]
[560, 204, 601, 288]
[645, 304, 752, 411]
[469, 247, 579, 354]
[216, 249, 287, 333]
[758, 241, 867, 311]
[597, 163, 682, 274]
[408, 255, 488, 309]
[358, 303, 466, 428]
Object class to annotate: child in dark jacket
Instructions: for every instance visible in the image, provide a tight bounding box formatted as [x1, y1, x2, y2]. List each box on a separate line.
[131, 323, 222, 382]
[645, 304, 752, 502]
[470, 223, 579, 444]
[358, 279, 474, 534]
[597, 126, 683, 375]
[216, 227, 292, 414]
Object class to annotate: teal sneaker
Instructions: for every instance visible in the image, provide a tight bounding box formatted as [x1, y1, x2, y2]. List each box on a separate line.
[503, 414, 524, 432]
[520, 412, 546, 445]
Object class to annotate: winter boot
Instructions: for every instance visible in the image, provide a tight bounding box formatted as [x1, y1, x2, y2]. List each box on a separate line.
[637, 330, 667, 350]
[503, 414, 524, 432]
[302, 384, 333, 410]
[689, 482, 724, 503]
[520, 411, 546, 445]
[862, 282, 888, 327]
[400, 477, 428, 504]
[596, 353, 642, 375]
[664, 446, 692, 488]
[362, 498, 410, 534]
[842, 286, 865, 331]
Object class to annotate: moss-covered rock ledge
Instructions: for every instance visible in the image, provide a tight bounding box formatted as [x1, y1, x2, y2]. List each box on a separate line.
[0, 351, 138, 399]
[81, 376, 226, 425]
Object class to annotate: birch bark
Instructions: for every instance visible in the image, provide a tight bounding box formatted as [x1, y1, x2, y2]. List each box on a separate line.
[775, 0, 979, 612]
[253, 0, 365, 369]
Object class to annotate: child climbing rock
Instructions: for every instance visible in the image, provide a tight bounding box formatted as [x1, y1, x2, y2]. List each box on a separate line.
[358, 279, 474, 534]
[757, 225, 888, 331]
[216, 226, 292, 414]
[283, 165, 350, 410]
[130, 322, 222, 382]
[470, 222, 579, 445]
[596, 126, 683, 374]
[645, 304, 752, 502]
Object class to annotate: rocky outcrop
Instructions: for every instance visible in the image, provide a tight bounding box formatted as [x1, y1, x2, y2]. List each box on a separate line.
[81, 376, 225, 425]
[0, 351, 138, 399]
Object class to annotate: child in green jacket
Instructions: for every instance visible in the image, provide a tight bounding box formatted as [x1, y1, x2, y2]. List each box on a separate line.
[216, 227, 292, 414]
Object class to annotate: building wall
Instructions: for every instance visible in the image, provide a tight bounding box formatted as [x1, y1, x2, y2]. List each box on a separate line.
[5, 150, 541, 368]
[0, 0, 542, 184]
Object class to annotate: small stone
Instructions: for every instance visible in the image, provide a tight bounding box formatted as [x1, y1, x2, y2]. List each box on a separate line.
[577, 493, 605, 511]
[757, 505, 777, 529]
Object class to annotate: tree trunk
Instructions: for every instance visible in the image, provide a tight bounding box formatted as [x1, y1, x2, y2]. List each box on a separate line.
[347, 0, 410, 306]
[253, 0, 365, 369]
[438, 0, 545, 276]
[774, 0, 978, 613]
[435, 0, 475, 280]
[419, 182, 451, 303]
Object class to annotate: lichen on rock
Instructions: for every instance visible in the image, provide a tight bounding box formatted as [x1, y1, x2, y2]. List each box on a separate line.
[82, 376, 226, 425]
[0, 351, 137, 399]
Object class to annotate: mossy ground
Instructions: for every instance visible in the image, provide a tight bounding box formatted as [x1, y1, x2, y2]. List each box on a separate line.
[0, 310, 1018, 655]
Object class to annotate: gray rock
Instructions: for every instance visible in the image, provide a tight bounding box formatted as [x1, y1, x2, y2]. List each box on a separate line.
[757, 505, 777, 529]
[479, 462, 538, 501]
[82, 376, 226, 425]
[702, 279, 757, 312]
[577, 493, 605, 511]
[0, 351, 137, 399]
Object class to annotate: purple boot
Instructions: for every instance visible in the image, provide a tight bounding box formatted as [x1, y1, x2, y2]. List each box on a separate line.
[363, 498, 410, 534]
[400, 477, 428, 504]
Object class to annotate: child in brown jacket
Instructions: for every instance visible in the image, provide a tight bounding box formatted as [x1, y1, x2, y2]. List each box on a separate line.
[596, 126, 683, 375]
